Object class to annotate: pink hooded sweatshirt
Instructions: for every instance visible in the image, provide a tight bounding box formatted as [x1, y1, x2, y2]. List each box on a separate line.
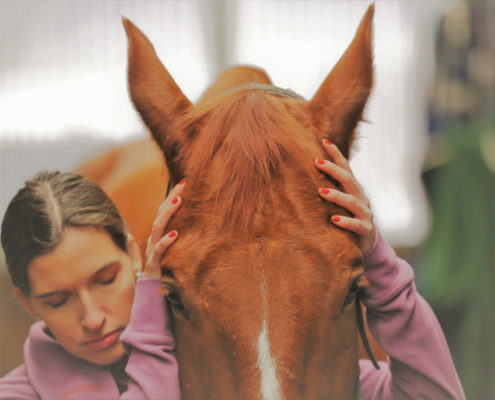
[0, 229, 465, 399]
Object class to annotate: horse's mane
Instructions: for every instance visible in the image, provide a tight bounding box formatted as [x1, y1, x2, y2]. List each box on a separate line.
[180, 90, 321, 233]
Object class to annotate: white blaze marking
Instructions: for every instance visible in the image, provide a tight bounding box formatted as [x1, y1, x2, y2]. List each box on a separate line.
[256, 281, 282, 400]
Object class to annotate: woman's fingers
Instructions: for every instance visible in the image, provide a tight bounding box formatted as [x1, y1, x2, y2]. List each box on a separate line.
[149, 195, 181, 246]
[318, 188, 371, 219]
[315, 140, 375, 253]
[331, 214, 375, 253]
[145, 231, 178, 279]
[157, 179, 185, 213]
[314, 158, 361, 197]
[149, 180, 185, 246]
[144, 179, 185, 278]
[329, 215, 373, 238]
[322, 139, 350, 171]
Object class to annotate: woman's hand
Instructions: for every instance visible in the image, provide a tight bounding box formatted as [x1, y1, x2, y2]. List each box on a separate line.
[144, 179, 186, 279]
[315, 139, 375, 253]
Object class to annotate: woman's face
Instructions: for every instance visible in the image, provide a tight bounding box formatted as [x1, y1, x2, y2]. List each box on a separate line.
[18, 227, 140, 366]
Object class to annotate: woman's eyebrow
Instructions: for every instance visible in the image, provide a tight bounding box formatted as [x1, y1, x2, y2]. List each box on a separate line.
[34, 262, 121, 299]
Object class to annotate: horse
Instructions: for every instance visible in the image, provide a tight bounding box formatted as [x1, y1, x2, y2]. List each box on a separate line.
[90, 4, 378, 398]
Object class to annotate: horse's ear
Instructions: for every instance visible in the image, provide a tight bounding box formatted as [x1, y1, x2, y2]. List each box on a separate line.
[308, 4, 374, 159]
[123, 18, 192, 182]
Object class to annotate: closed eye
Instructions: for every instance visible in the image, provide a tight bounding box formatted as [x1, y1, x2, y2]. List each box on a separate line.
[98, 274, 117, 285]
[93, 264, 120, 286]
[46, 296, 69, 309]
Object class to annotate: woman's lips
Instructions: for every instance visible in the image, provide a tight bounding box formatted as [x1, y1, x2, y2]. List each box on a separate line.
[85, 329, 123, 350]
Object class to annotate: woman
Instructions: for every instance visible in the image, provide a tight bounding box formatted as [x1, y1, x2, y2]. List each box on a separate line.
[0, 141, 465, 399]
[0, 171, 184, 399]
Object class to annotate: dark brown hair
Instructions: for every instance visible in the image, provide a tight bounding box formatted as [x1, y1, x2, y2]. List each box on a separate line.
[1, 171, 128, 294]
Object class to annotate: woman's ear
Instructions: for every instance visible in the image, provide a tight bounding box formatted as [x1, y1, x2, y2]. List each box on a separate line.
[127, 233, 143, 275]
[14, 288, 38, 319]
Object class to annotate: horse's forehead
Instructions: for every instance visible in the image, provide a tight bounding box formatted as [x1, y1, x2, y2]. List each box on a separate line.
[170, 227, 357, 282]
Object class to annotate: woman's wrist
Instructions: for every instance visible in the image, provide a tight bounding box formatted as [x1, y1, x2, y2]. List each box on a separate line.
[136, 270, 161, 280]
[361, 227, 376, 254]
[362, 225, 382, 260]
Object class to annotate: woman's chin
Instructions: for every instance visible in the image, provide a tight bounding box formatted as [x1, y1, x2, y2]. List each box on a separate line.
[78, 342, 127, 366]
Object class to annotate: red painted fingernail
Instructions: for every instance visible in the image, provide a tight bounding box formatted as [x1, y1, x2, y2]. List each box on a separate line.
[172, 197, 179, 204]
[320, 188, 330, 195]
[316, 158, 325, 165]
[179, 178, 186, 185]
[168, 231, 177, 238]
[324, 139, 332, 146]
[332, 216, 341, 223]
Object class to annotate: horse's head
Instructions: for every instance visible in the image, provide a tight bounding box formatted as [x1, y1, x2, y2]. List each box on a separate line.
[124, 5, 373, 399]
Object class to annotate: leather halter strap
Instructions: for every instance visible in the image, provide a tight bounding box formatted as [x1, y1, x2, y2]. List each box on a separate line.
[221, 83, 306, 101]
[204, 83, 306, 105]
[357, 291, 380, 369]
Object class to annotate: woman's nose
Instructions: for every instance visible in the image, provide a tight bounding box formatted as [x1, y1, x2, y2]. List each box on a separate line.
[79, 292, 105, 332]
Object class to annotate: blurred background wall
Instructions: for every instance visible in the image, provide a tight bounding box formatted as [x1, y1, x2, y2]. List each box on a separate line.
[421, 1, 495, 398]
[0, 1, 493, 397]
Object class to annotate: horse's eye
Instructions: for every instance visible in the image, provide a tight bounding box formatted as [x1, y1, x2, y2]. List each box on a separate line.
[164, 284, 188, 317]
[167, 290, 182, 306]
[342, 277, 363, 309]
[167, 290, 184, 310]
[351, 257, 363, 268]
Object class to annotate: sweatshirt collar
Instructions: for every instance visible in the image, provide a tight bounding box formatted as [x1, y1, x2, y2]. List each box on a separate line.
[24, 321, 120, 400]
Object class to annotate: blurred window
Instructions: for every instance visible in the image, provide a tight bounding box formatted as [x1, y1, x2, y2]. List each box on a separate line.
[0, 0, 452, 246]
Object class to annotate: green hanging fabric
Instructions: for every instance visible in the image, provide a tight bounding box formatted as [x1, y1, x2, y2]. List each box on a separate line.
[422, 124, 495, 399]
